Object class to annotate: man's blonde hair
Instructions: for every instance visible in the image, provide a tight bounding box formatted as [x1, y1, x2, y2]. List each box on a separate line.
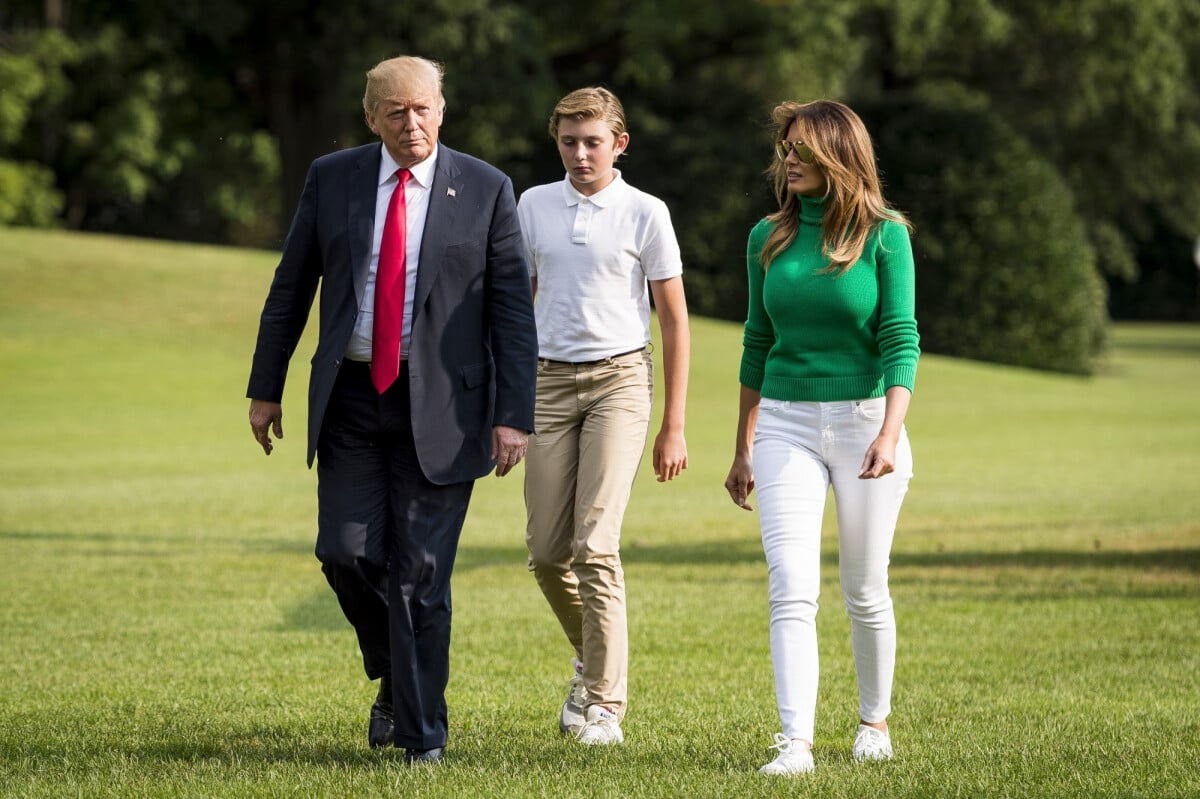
[548, 87, 627, 140]
[363, 56, 445, 117]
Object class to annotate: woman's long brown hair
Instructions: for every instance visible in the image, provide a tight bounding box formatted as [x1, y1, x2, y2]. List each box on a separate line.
[760, 100, 911, 273]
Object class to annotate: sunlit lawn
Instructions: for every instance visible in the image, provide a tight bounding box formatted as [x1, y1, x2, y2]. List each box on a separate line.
[1, 227, 1197, 798]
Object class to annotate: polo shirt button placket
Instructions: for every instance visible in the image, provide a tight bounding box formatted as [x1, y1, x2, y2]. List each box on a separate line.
[571, 198, 593, 245]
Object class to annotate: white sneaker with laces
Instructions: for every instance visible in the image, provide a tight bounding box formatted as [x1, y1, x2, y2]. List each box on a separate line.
[576, 704, 623, 745]
[559, 660, 587, 735]
[758, 733, 815, 775]
[852, 724, 893, 762]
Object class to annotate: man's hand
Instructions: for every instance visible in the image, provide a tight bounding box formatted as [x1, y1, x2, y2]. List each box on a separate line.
[491, 425, 529, 477]
[249, 399, 284, 456]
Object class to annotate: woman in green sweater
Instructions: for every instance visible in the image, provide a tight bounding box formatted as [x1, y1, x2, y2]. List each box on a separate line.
[724, 99, 919, 776]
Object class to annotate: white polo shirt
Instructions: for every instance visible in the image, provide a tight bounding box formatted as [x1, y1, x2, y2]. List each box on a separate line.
[516, 171, 683, 362]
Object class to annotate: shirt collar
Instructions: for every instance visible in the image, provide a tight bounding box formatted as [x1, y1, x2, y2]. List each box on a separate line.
[378, 142, 439, 189]
[560, 169, 626, 208]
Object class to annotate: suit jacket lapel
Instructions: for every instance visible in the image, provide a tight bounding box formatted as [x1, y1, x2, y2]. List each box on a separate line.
[349, 145, 382, 307]
[414, 147, 463, 316]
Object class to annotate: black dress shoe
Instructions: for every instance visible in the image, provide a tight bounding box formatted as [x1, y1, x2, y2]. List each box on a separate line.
[368, 676, 394, 749]
[404, 746, 444, 764]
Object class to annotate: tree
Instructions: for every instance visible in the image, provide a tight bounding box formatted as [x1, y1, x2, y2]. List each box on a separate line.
[496, 0, 863, 318]
[0, 28, 64, 225]
[852, 0, 1200, 319]
[0, 5, 280, 244]
[5, 0, 1195, 341]
[122, 0, 550, 241]
[860, 95, 1107, 374]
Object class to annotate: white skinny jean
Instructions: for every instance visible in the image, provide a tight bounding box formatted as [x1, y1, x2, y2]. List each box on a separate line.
[753, 396, 913, 745]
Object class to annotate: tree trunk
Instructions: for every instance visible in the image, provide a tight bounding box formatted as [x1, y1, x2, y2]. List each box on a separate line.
[267, 73, 349, 245]
[44, 0, 64, 27]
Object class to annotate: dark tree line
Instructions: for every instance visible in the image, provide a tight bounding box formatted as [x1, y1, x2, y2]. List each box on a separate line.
[3, 0, 1198, 373]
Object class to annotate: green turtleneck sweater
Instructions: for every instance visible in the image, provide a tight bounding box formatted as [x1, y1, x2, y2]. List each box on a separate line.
[739, 194, 920, 400]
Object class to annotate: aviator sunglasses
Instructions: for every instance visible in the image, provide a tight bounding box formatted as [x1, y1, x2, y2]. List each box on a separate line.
[775, 139, 817, 164]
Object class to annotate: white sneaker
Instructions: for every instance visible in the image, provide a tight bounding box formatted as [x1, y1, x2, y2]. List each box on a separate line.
[559, 660, 587, 735]
[852, 724, 893, 762]
[576, 704, 623, 745]
[758, 733, 814, 775]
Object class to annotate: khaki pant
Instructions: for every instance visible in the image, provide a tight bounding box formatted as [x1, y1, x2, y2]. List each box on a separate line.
[524, 350, 653, 718]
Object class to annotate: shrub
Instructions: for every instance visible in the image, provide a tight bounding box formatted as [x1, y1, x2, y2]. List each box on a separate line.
[858, 96, 1107, 374]
[0, 161, 64, 227]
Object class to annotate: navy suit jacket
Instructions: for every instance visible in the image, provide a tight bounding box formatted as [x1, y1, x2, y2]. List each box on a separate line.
[247, 142, 537, 484]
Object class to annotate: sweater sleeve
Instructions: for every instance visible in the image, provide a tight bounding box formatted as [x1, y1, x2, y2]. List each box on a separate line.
[739, 220, 774, 391]
[875, 220, 920, 392]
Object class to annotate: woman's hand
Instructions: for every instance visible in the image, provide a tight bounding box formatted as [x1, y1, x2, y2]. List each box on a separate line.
[725, 454, 756, 510]
[858, 434, 898, 479]
[859, 386, 911, 479]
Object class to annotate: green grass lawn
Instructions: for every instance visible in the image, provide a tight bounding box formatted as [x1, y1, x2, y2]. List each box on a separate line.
[1, 227, 1197, 798]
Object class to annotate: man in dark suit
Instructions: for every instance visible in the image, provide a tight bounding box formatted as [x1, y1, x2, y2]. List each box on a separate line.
[246, 55, 536, 764]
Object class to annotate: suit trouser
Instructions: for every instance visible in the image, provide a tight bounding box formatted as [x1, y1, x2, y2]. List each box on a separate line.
[523, 350, 652, 718]
[753, 396, 912, 745]
[315, 360, 474, 750]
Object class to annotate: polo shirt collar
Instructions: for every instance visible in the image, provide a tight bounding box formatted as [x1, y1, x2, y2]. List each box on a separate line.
[560, 169, 627, 208]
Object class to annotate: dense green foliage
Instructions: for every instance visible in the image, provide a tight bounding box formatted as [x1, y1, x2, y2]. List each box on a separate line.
[1, 229, 1198, 797]
[2, 0, 1198, 369]
[0, 29, 63, 224]
[870, 0, 1200, 323]
[860, 97, 1108, 374]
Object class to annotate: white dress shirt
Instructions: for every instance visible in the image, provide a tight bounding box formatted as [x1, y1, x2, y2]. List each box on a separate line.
[345, 143, 437, 362]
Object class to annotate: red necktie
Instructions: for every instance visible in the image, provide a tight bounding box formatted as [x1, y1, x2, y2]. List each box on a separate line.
[371, 168, 410, 393]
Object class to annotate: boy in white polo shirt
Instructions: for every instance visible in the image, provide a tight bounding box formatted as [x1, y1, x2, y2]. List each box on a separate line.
[516, 87, 691, 745]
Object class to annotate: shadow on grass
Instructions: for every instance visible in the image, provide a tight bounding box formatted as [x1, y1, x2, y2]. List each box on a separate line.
[451, 539, 768, 569]
[133, 736, 388, 769]
[279, 539, 1198, 589]
[0, 528, 183, 550]
[0, 726, 633, 775]
[892, 547, 1200, 573]
[0, 528, 316, 558]
[457, 539, 1200, 575]
[273, 540, 766, 633]
[622, 537, 766, 565]
[32, 527, 1185, 573]
[0, 733, 401, 774]
[889, 548, 1200, 600]
[277, 588, 346, 631]
[1112, 336, 1200, 354]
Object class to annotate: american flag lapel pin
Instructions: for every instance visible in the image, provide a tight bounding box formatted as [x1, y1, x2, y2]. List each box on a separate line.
[447, 188, 457, 197]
